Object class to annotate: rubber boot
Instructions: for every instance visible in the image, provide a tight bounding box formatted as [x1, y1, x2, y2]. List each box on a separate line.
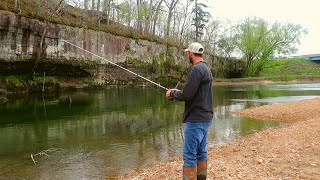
[197, 160, 207, 180]
[183, 166, 197, 180]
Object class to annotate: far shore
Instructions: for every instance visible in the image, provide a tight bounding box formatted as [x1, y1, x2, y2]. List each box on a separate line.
[1, 77, 320, 95]
[213, 77, 320, 86]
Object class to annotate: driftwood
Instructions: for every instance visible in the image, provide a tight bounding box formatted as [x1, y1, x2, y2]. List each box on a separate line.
[31, 148, 63, 165]
[32, 22, 48, 78]
[69, 97, 72, 107]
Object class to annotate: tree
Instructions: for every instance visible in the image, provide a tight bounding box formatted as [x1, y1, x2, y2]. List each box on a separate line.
[152, 0, 164, 34]
[117, 1, 133, 26]
[202, 20, 220, 54]
[233, 17, 307, 76]
[164, 0, 179, 37]
[178, 0, 192, 43]
[191, 0, 210, 41]
[102, 0, 114, 24]
[92, 0, 95, 11]
[84, 0, 89, 10]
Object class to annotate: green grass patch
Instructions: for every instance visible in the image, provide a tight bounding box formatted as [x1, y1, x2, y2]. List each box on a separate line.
[261, 58, 320, 77]
[30, 76, 59, 86]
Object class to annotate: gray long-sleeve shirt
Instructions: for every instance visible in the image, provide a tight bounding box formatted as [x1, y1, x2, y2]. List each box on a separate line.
[171, 61, 213, 123]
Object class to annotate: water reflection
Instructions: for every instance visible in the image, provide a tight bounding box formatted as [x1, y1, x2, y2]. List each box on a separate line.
[0, 83, 320, 179]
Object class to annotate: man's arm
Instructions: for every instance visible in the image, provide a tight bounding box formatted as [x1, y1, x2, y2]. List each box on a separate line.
[168, 67, 202, 101]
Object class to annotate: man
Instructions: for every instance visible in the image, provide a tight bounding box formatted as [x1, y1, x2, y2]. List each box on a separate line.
[166, 42, 213, 180]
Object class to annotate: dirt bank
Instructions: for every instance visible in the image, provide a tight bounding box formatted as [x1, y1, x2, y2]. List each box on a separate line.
[124, 98, 320, 179]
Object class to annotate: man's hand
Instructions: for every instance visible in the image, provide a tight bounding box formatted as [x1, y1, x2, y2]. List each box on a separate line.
[166, 89, 179, 100]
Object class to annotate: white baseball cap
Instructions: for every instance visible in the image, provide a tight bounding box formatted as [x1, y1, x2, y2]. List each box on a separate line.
[184, 42, 204, 54]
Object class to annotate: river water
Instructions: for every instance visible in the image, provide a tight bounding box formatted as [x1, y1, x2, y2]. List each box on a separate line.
[1, 83, 320, 179]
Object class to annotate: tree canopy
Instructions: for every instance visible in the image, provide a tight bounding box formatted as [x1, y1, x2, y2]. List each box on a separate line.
[233, 17, 307, 76]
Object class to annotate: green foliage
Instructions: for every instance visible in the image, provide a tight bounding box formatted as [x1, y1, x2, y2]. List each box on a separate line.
[31, 76, 58, 85]
[233, 17, 307, 77]
[4, 76, 24, 87]
[216, 59, 320, 82]
[82, 77, 93, 84]
[152, 53, 166, 74]
[126, 58, 153, 72]
[30, 76, 59, 90]
[155, 76, 179, 87]
[211, 57, 245, 78]
[191, 0, 211, 41]
[261, 59, 320, 77]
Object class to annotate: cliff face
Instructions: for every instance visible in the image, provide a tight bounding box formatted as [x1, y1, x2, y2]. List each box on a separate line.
[0, 11, 185, 86]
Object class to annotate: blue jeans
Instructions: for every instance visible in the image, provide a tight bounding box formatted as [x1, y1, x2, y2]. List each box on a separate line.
[183, 121, 212, 167]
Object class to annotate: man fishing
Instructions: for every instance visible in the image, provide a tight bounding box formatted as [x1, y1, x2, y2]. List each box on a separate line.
[165, 42, 213, 180]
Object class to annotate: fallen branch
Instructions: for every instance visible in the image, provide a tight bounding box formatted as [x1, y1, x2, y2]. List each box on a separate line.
[31, 148, 63, 165]
[69, 97, 72, 107]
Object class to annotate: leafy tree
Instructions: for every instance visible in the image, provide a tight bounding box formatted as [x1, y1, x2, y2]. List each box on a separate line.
[191, 0, 211, 41]
[233, 17, 307, 76]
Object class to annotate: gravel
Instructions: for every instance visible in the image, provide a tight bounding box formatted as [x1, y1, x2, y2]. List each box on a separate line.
[123, 98, 320, 179]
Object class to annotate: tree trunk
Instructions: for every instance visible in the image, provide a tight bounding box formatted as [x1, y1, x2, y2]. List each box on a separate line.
[97, 0, 101, 12]
[179, 0, 191, 43]
[14, 0, 18, 12]
[166, 12, 172, 37]
[103, 0, 111, 24]
[144, 0, 153, 33]
[152, 0, 164, 35]
[92, 0, 95, 11]
[84, 0, 89, 10]
[32, 23, 48, 78]
[136, 0, 143, 32]
[195, 0, 198, 41]
[165, 0, 179, 38]
[97, 0, 101, 26]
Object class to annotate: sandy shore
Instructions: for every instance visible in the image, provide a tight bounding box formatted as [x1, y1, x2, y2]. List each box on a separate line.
[124, 98, 320, 179]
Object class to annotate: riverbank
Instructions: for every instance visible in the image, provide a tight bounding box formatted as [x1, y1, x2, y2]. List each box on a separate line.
[124, 98, 320, 179]
[1, 75, 320, 94]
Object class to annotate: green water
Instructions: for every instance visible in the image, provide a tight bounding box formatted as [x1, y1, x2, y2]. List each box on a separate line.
[1, 83, 320, 179]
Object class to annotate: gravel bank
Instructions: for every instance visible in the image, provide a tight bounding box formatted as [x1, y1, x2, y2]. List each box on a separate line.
[124, 98, 320, 179]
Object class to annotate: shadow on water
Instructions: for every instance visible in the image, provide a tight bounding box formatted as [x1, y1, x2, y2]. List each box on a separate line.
[1, 83, 320, 179]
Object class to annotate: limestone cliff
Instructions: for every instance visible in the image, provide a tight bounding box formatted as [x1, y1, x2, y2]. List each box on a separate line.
[0, 11, 185, 87]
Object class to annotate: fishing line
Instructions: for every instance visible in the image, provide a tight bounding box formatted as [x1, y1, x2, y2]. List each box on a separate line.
[61, 40, 169, 91]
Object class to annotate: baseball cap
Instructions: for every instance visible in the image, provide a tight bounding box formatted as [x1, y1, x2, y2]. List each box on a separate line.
[184, 42, 204, 54]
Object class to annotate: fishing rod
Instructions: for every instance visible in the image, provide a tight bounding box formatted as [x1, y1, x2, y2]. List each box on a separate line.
[61, 40, 169, 91]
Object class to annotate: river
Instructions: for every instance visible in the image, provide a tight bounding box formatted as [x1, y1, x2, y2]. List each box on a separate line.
[1, 83, 320, 179]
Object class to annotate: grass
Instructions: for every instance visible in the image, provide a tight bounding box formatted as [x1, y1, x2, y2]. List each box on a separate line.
[4, 75, 25, 87]
[260, 58, 320, 77]
[216, 59, 320, 83]
[259, 58, 320, 81]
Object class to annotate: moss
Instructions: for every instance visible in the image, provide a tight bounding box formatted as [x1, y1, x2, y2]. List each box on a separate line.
[83, 77, 96, 85]
[126, 58, 153, 72]
[29, 76, 60, 91]
[4, 75, 24, 87]
[155, 76, 179, 87]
